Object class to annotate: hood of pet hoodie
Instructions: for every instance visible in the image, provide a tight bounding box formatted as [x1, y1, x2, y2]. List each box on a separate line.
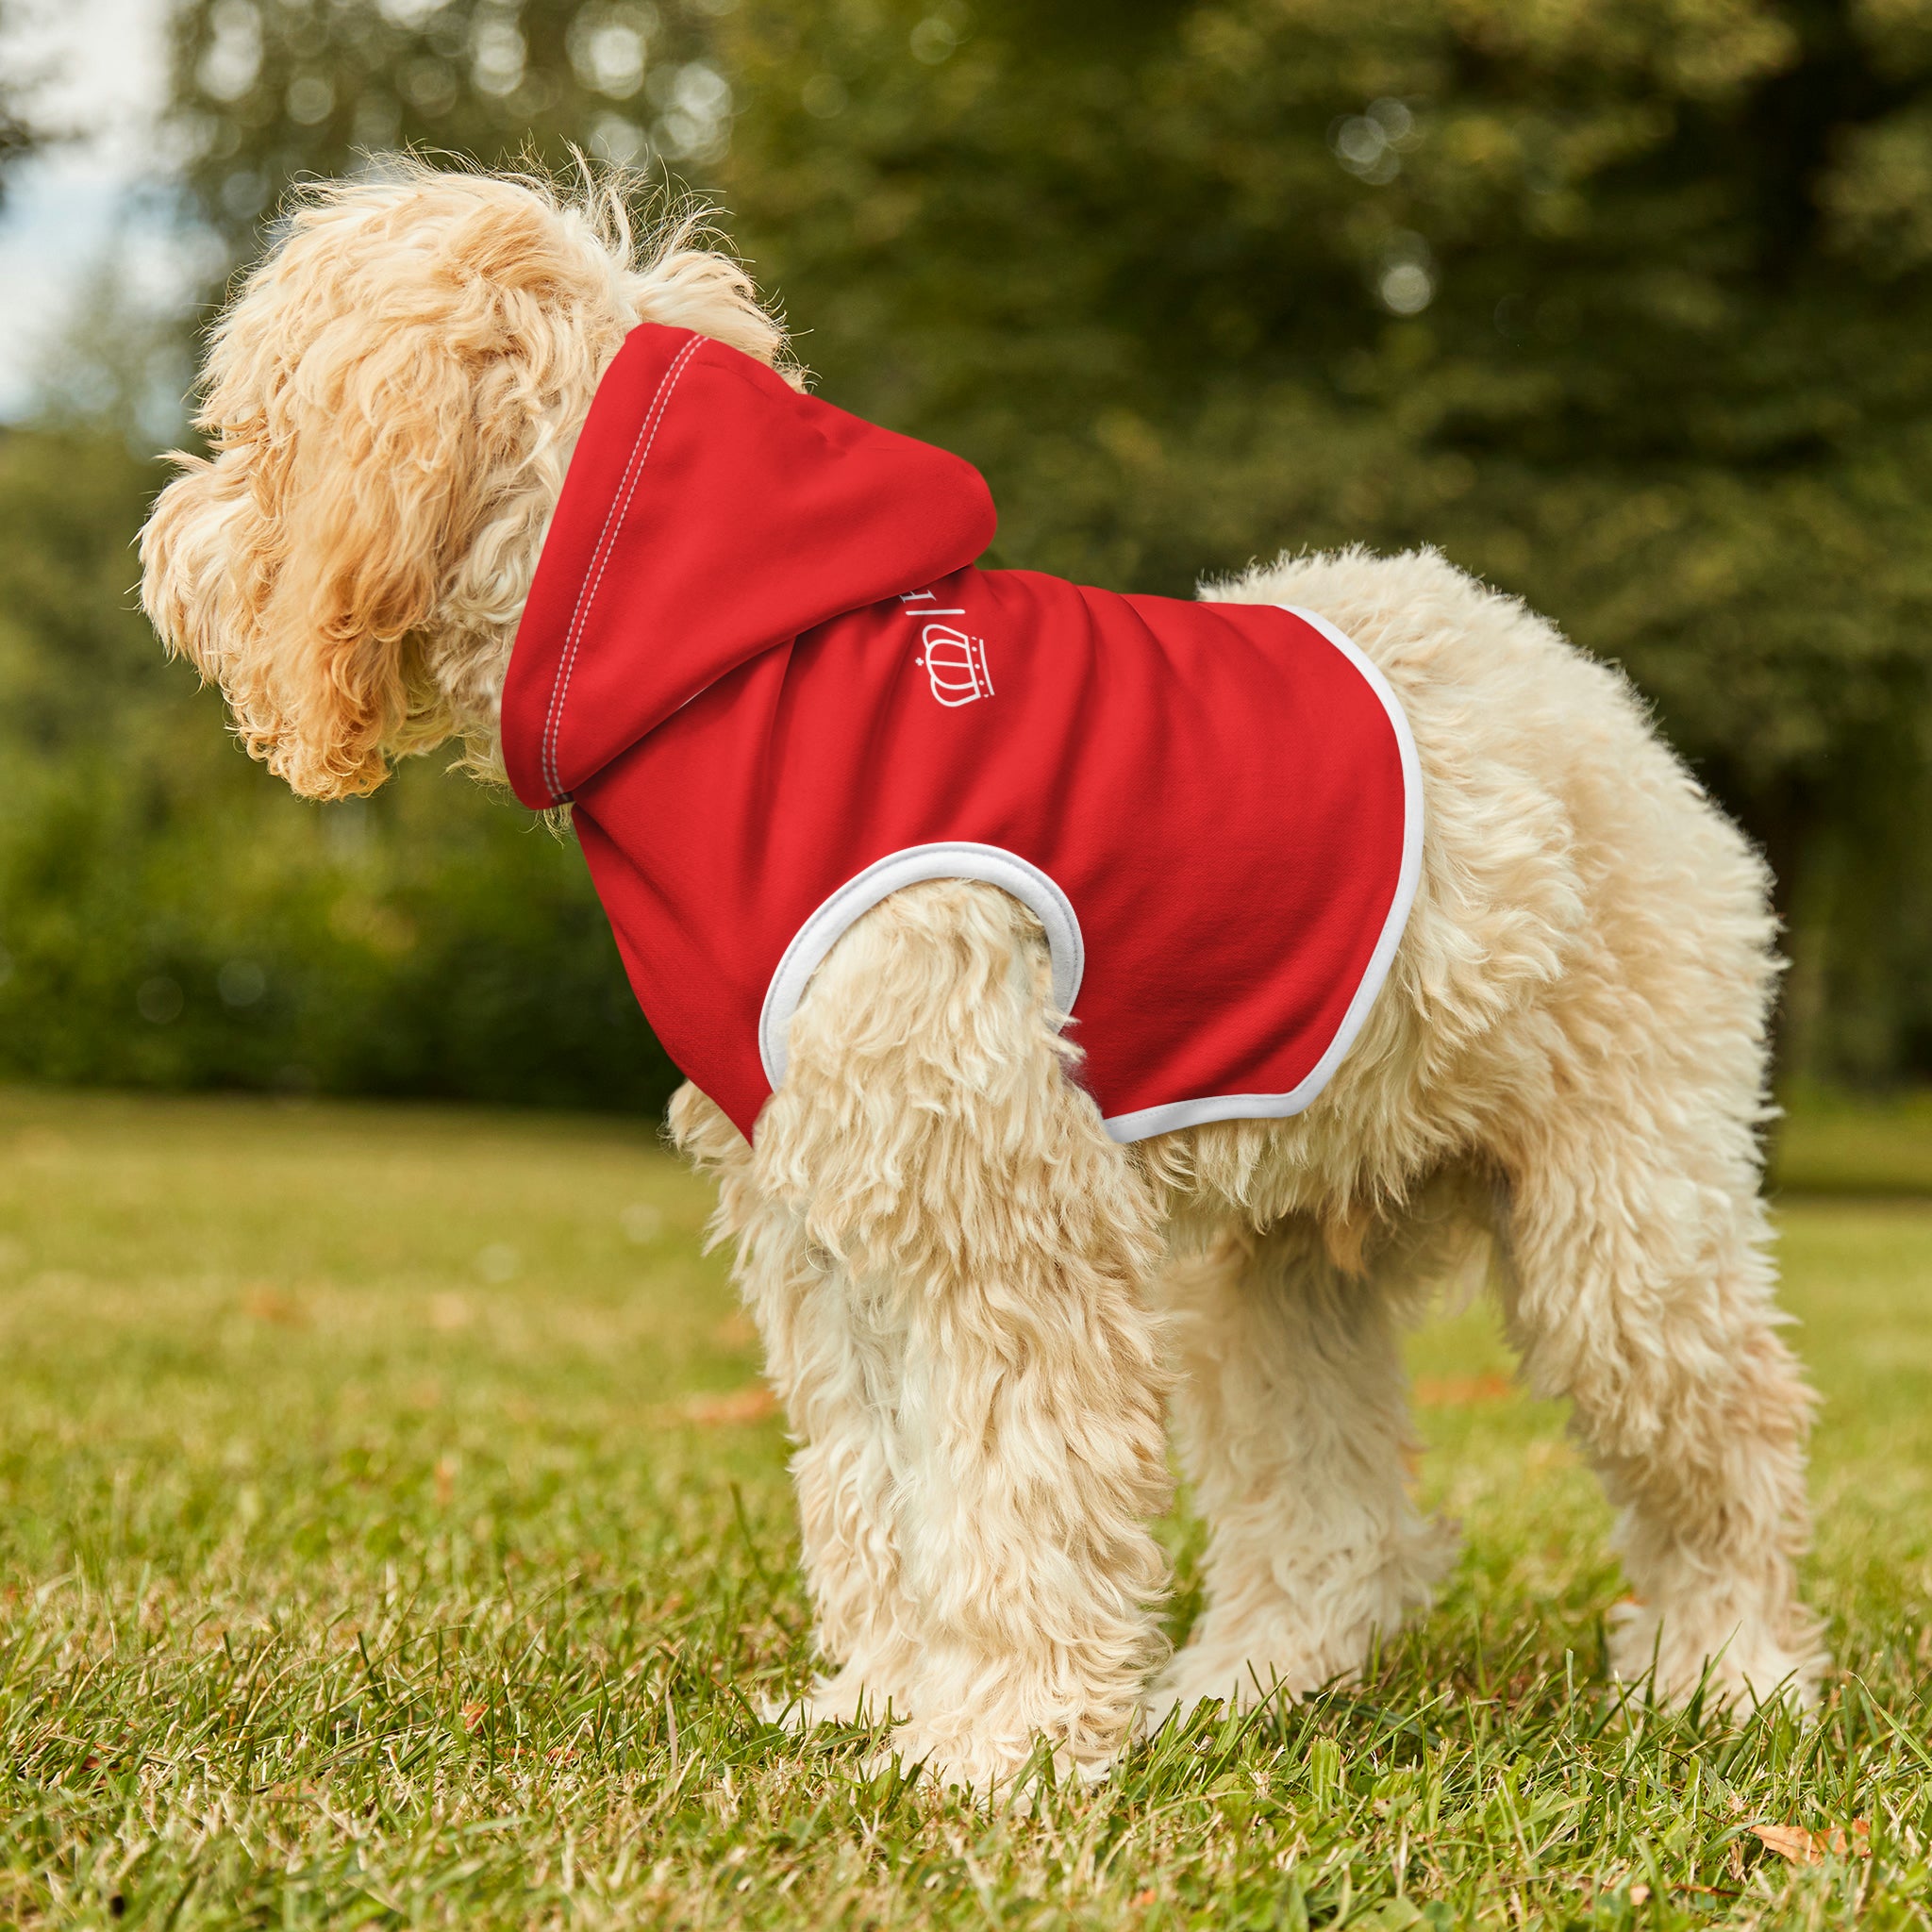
[502, 323, 1422, 1143]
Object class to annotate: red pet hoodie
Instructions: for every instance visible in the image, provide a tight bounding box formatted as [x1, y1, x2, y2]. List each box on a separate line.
[501, 325, 1422, 1143]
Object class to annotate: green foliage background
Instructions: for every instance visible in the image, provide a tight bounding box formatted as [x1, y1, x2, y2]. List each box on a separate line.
[0, 431, 676, 1110]
[8, 0, 1932, 1104]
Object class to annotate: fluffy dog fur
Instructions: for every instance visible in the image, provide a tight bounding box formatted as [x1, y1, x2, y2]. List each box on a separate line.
[141, 164, 1824, 1794]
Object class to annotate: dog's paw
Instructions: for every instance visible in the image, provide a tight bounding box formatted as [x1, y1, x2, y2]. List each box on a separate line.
[1150, 1624, 1369, 1727]
[1151, 1516, 1459, 1730]
[1607, 1599, 1824, 1713]
[1144, 1659, 1315, 1733]
[863, 1723, 1116, 1806]
[762, 1664, 904, 1733]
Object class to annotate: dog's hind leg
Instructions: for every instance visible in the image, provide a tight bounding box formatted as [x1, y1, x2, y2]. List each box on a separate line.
[1497, 1102, 1822, 1709]
[757, 879, 1174, 1794]
[1148, 1218, 1457, 1724]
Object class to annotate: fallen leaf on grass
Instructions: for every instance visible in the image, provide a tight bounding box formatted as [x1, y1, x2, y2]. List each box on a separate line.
[1411, 1374, 1513, 1407]
[241, 1285, 308, 1327]
[460, 1702, 488, 1732]
[1752, 1821, 1870, 1864]
[669, 1387, 779, 1426]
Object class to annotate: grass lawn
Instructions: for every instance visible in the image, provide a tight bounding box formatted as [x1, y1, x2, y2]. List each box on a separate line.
[3, 1086, 1931, 1929]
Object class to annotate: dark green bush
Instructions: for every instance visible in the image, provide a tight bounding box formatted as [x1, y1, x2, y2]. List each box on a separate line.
[0, 426, 679, 1116]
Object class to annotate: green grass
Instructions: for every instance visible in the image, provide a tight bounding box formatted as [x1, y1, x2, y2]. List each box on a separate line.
[4, 1087, 1931, 1929]
[1772, 1086, 1932, 1200]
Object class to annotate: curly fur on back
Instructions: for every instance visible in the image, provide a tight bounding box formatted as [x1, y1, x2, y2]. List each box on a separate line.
[140, 166, 1824, 1798]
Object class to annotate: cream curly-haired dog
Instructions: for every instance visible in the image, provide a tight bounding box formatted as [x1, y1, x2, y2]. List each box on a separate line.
[140, 165, 1822, 1793]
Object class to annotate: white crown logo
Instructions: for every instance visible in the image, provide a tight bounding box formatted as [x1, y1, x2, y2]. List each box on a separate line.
[916, 623, 995, 707]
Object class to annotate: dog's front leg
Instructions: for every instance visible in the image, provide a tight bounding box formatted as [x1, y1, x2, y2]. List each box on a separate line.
[759, 880, 1174, 1796]
[670, 1082, 921, 1726]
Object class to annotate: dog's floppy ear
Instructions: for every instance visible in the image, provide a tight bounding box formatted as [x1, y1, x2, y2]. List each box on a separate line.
[142, 442, 267, 731]
[141, 169, 791, 798]
[249, 313, 503, 799]
[143, 302, 507, 801]
[142, 177, 597, 800]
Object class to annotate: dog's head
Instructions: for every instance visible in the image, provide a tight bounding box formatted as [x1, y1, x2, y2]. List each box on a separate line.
[141, 163, 787, 799]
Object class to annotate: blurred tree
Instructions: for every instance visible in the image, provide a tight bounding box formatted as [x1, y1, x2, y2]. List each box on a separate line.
[113, 0, 1932, 1087]
[0, 0, 47, 202]
[169, 0, 733, 249]
[710, 0, 1932, 1080]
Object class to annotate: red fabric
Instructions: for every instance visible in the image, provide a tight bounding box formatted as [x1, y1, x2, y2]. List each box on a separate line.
[502, 325, 1416, 1142]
